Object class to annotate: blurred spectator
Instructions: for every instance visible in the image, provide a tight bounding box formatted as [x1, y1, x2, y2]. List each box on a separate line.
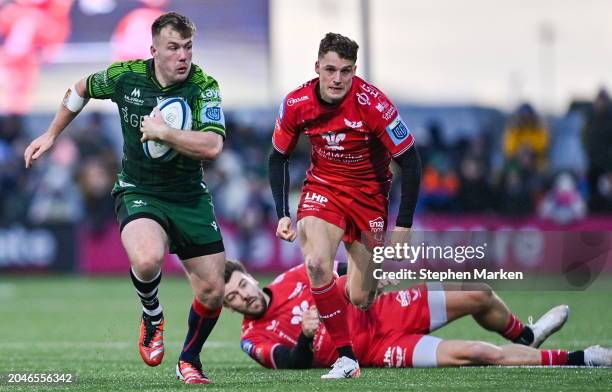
[582, 88, 612, 212]
[457, 154, 490, 213]
[496, 163, 534, 216]
[0, 115, 30, 223]
[76, 157, 116, 233]
[111, 0, 167, 61]
[72, 111, 118, 166]
[503, 103, 549, 171]
[539, 172, 586, 225]
[0, 0, 73, 113]
[420, 153, 459, 212]
[549, 105, 587, 174]
[27, 137, 83, 224]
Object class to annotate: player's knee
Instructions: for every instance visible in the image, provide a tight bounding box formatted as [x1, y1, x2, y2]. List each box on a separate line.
[464, 342, 503, 364]
[130, 252, 163, 278]
[305, 255, 333, 285]
[468, 289, 493, 308]
[195, 281, 224, 309]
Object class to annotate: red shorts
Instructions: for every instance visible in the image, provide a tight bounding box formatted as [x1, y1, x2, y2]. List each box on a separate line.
[297, 181, 388, 244]
[349, 283, 447, 368]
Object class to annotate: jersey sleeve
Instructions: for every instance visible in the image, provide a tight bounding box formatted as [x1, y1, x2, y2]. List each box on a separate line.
[271, 97, 300, 155]
[192, 80, 226, 138]
[86, 61, 132, 100]
[369, 97, 415, 157]
[240, 336, 280, 369]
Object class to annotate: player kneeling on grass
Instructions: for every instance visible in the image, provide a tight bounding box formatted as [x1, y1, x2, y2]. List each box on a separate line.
[223, 260, 612, 370]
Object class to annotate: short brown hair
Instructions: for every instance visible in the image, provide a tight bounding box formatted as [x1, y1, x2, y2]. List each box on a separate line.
[224, 259, 247, 283]
[318, 32, 359, 62]
[151, 12, 196, 39]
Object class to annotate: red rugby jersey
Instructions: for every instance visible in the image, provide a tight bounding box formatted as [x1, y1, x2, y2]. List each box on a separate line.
[272, 76, 414, 195]
[239, 265, 338, 368]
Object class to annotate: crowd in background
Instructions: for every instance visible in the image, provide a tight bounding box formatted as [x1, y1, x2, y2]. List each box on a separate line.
[0, 89, 611, 236]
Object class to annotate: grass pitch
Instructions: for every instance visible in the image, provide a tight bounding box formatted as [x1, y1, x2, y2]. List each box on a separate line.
[1, 275, 611, 391]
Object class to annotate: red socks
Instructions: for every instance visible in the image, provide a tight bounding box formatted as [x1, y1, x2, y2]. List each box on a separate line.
[501, 314, 524, 341]
[310, 278, 352, 348]
[540, 349, 569, 366]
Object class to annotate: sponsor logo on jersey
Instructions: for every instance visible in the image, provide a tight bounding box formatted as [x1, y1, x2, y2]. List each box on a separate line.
[202, 88, 221, 100]
[360, 83, 380, 98]
[290, 300, 310, 325]
[356, 92, 370, 106]
[132, 200, 147, 208]
[383, 346, 406, 368]
[240, 339, 254, 354]
[286, 95, 309, 106]
[344, 118, 363, 129]
[319, 309, 341, 319]
[266, 320, 279, 332]
[304, 192, 328, 206]
[386, 115, 411, 146]
[211, 221, 218, 231]
[395, 290, 411, 307]
[287, 282, 306, 300]
[376, 101, 389, 113]
[369, 217, 385, 232]
[206, 107, 222, 121]
[201, 102, 225, 128]
[383, 106, 397, 121]
[321, 132, 346, 150]
[124, 88, 145, 106]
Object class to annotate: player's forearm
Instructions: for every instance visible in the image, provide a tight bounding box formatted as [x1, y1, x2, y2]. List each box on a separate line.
[393, 146, 422, 228]
[272, 333, 314, 369]
[161, 129, 223, 161]
[46, 78, 89, 139]
[268, 148, 291, 219]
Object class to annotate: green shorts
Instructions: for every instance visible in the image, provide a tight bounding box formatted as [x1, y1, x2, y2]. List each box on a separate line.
[113, 186, 224, 259]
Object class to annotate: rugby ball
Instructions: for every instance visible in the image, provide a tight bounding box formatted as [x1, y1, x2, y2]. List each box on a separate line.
[143, 97, 192, 161]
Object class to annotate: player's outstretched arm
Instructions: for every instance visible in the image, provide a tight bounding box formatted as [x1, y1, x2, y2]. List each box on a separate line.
[270, 309, 318, 369]
[140, 107, 224, 161]
[269, 148, 297, 242]
[24, 78, 89, 168]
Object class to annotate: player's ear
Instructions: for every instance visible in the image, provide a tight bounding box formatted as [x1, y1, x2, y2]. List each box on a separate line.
[315, 60, 320, 75]
[150, 44, 156, 58]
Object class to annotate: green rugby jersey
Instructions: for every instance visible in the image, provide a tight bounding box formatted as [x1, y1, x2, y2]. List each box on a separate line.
[86, 59, 226, 194]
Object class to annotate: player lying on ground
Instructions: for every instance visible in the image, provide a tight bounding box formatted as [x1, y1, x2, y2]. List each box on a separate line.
[223, 260, 612, 369]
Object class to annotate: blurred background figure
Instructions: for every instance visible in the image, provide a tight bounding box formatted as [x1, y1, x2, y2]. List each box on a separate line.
[582, 88, 612, 212]
[539, 172, 586, 225]
[503, 103, 549, 172]
[111, 0, 167, 61]
[0, 0, 73, 114]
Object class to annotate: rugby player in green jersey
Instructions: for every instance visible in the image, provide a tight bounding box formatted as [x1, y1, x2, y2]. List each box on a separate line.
[24, 12, 225, 384]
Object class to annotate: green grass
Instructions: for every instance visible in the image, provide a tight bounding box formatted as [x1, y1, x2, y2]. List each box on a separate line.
[1, 276, 611, 391]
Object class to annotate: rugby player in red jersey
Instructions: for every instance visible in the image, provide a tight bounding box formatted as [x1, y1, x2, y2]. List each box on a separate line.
[268, 32, 421, 378]
[224, 260, 612, 370]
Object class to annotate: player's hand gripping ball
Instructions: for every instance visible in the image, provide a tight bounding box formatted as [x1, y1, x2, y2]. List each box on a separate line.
[142, 97, 192, 161]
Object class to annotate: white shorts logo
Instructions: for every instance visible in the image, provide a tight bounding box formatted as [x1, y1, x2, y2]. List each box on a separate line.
[304, 192, 328, 206]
